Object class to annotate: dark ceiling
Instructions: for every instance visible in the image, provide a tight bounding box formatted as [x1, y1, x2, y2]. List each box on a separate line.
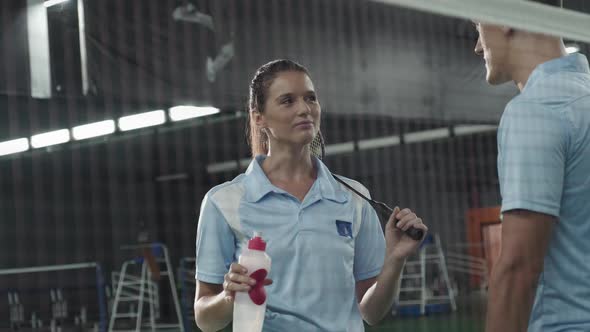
[0, 0, 588, 141]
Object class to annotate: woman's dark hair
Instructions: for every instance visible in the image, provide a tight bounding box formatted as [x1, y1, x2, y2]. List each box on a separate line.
[247, 59, 310, 157]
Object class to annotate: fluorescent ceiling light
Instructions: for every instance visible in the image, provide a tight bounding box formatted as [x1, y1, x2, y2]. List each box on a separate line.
[206, 125, 500, 174]
[207, 158, 251, 174]
[0, 138, 30, 156]
[118, 110, 166, 131]
[155, 173, 189, 182]
[454, 125, 497, 136]
[44, 0, 69, 8]
[565, 44, 580, 54]
[324, 142, 355, 156]
[358, 135, 401, 150]
[207, 160, 240, 174]
[403, 128, 450, 144]
[31, 129, 70, 148]
[169, 105, 220, 121]
[72, 120, 116, 140]
[238, 158, 251, 169]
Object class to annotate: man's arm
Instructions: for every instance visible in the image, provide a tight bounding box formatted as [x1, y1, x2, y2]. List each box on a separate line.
[485, 209, 555, 332]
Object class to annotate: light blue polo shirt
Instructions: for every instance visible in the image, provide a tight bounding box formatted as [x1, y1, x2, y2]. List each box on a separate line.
[195, 155, 385, 332]
[497, 53, 590, 331]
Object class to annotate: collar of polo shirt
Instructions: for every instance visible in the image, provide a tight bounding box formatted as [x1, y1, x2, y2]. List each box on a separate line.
[243, 155, 349, 204]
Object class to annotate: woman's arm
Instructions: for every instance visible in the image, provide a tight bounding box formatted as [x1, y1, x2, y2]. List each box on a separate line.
[194, 281, 233, 332]
[194, 193, 241, 331]
[357, 208, 427, 326]
[194, 263, 273, 332]
[195, 263, 266, 332]
[356, 256, 406, 326]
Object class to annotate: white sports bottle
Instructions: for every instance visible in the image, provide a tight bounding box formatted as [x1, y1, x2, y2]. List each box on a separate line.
[233, 232, 271, 332]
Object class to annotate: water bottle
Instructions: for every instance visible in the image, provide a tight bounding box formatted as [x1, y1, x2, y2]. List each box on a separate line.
[233, 232, 272, 332]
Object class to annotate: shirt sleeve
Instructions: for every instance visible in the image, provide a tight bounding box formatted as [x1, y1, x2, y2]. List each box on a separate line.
[195, 191, 236, 284]
[498, 101, 570, 217]
[353, 198, 386, 281]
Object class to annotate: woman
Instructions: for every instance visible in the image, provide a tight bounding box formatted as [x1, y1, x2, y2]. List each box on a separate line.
[194, 59, 428, 332]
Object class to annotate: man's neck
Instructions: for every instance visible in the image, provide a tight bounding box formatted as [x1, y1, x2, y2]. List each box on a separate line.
[512, 38, 567, 92]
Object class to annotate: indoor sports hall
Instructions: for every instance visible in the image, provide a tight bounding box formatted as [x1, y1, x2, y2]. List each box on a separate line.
[1, 0, 589, 331]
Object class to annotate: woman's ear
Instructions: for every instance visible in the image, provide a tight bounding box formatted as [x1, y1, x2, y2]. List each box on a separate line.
[252, 109, 266, 129]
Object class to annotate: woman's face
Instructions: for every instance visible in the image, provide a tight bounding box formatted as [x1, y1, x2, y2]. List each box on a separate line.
[255, 71, 321, 150]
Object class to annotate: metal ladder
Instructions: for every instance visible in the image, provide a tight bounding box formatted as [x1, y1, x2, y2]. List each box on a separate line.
[8, 292, 25, 330]
[108, 243, 184, 332]
[395, 233, 457, 315]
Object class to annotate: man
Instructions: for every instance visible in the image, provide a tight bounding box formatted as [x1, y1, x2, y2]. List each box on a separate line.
[473, 1, 590, 331]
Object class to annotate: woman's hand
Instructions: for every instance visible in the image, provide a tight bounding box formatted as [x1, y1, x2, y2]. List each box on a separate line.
[223, 263, 273, 302]
[384, 207, 428, 263]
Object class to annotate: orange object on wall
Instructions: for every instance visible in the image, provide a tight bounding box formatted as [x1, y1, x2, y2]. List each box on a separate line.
[466, 206, 502, 287]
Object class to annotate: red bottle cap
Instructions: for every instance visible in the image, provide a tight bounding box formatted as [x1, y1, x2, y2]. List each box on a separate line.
[248, 232, 266, 251]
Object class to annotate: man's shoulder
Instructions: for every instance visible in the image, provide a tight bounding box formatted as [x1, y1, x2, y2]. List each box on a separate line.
[498, 96, 570, 147]
[500, 98, 549, 123]
[502, 91, 571, 121]
[521, 70, 590, 107]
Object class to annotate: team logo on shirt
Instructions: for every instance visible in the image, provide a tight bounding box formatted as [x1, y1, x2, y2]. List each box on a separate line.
[335, 220, 353, 238]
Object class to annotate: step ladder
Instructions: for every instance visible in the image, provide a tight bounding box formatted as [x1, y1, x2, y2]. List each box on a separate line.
[108, 243, 184, 332]
[395, 233, 457, 316]
[8, 292, 25, 330]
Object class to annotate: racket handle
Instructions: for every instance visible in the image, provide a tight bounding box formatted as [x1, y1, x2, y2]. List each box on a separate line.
[404, 227, 424, 241]
[372, 201, 424, 241]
